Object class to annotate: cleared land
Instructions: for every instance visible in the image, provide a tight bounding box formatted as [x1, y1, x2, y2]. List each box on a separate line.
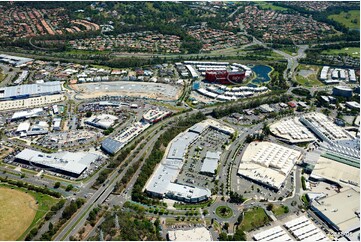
[321, 47, 360, 58]
[328, 10, 360, 29]
[295, 64, 324, 87]
[73, 81, 182, 101]
[240, 207, 269, 232]
[0, 187, 37, 241]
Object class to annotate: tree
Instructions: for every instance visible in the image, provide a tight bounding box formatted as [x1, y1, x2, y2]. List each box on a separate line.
[223, 222, 229, 231]
[54, 182, 61, 189]
[48, 222, 54, 231]
[65, 184, 74, 191]
[85, 111, 92, 118]
[266, 203, 274, 211]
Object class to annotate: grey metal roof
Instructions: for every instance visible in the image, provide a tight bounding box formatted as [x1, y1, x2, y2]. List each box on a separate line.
[101, 138, 124, 154]
[15, 148, 98, 175]
[167, 132, 198, 160]
[200, 151, 221, 174]
[0, 81, 62, 100]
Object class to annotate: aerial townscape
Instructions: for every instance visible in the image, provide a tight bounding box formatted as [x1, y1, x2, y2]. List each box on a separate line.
[0, 1, 359, 242]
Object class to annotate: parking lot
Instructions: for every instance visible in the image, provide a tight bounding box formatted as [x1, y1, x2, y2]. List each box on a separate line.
[177, 128, 231, 191]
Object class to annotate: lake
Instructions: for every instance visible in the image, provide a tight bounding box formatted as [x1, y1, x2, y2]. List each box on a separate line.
[251, 65, 272, 85]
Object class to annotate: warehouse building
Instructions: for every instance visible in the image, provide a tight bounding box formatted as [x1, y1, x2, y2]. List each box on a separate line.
[85, 114, 118, 129]
[238, 141, 301, 190]
[319, 66, 329, 80]
[311, 188, 360, 233]
[14, 148, 99, 177]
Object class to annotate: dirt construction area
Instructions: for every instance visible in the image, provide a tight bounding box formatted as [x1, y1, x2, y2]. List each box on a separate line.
[72, 81, 182, 101]
[0, 187, 37, 240]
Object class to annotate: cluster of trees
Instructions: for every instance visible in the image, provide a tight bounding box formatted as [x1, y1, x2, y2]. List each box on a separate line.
[301, 176, 307, 190]
[94, 139, 143, 187]
[45, 199, 66, 220]
[97, 210, 162, 241]
[267, 62, 288, 90]
[113, 155, 144, 194]
[62, 198, 86, 220]
[219, 229, 247, 241]
[291, 88, 311, 98]
[26, 199, 66, 240]
[229, 191, 246, 204]
[131, 112, 206, 205]
[0, 176, 61, 198]
[87, 206, 101, 226]
[103, 127, 114, 135]
[211, 93, 291, 119]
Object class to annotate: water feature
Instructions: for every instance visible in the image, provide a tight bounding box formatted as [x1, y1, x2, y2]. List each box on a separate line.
[251, 65, 272, 85]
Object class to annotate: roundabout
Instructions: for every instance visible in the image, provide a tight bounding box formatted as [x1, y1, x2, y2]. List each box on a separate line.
[215, 205, 233, 219]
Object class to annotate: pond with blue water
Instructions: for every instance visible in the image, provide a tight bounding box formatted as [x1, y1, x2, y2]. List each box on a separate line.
[250, 65, 272, 85]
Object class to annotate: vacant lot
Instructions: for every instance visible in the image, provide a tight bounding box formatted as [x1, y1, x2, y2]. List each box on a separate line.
[256, 1, 289, 11]
[328, 10, 360, 29]
[0, 187, 37, 240]
[240, 207, 269, 232]
[295, 65, 324, 87]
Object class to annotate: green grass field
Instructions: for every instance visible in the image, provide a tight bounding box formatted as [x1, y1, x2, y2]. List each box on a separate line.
[256, 1, 287, 11]
[256, 1, 289, 11]
[328, 10, 360, 29]
[272, 205, 288, 217]
[321, 47, 360, 58]
[240, 207, 270, 232]
[0, 184, 58, 240]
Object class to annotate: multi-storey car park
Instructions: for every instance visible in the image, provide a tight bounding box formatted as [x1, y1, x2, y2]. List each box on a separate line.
[144, 119, 234, 203]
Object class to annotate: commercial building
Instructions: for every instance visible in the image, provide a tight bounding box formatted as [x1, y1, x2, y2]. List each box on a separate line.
[101, 121, 151, 154]
[168, 227, 212, 241]
[11, 107, 44, 121]
[200, 151, 221, 176]
[270, 117, 316, 144]
[85, 114, 118, 129]
[310, 156, 359, 187]
[0, 54, 34, 67]
[259, 104, 274, 113]
[319, 66, 329, 80]
[332, 86, 353, 98]
[300, 112, 359, 159]
[27, 121, 49, 136]
[0, 94, 64, 111]
[14, 148, 99, 177]
[52, 118, 62, 131]
[345, 101, 360, 110]
[300, 113, 353, 142]
[238, 141, 301, 190]
[16, 121, 30, 136]
[0, 81, 62, 101]
[349, 69, 357, 82]
[311, 188, 360, 233]
[145, 119, 233, 202]
[205, 70, 245, 84]
[253, 226, 293, 241]
[142, 109, 172, 124]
